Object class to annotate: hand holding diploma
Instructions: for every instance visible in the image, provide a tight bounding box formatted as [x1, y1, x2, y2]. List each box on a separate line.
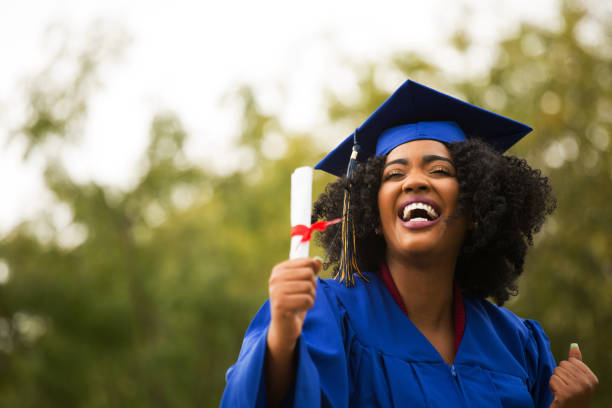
[266, 166, 321, 407]
[549, 343, 599, 407]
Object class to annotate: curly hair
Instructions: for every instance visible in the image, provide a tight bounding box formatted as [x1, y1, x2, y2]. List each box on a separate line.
[312, 139, 556, 306]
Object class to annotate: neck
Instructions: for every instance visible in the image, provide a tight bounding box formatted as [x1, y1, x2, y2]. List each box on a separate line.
[385, 250, 456, 331]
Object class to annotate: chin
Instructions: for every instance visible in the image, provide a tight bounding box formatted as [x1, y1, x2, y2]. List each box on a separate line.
[395, 237, 445, 258]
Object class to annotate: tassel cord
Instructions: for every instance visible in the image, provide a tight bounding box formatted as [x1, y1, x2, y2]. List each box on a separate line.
[333, 131, 369, 286]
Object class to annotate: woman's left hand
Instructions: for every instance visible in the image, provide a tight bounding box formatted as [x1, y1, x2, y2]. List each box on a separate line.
[549, 343, 598, 407]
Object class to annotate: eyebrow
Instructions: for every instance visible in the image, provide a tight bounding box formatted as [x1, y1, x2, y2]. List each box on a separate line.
[384, 158, 408, 168]
[423, 155, 455, 166]
[384, 155, 455, 169]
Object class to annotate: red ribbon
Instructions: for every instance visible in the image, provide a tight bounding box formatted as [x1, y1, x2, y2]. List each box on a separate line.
[290, 218, 341, 243]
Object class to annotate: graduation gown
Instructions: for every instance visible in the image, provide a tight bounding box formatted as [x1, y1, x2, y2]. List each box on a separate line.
[221, 272, 556, 407]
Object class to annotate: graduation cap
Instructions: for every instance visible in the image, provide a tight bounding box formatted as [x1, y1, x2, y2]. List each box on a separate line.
[316, 79, 532, 286]
[316, 79, 532, 177]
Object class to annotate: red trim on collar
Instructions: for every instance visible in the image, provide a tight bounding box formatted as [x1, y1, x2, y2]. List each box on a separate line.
[452, 279, 465, 353]
[379, 263, 465, 353]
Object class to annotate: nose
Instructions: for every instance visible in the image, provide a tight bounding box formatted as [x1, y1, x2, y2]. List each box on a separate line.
[401, 173, 430, 193]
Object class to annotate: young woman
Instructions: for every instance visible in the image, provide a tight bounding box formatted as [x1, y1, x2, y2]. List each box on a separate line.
[221, 80, 598, 407]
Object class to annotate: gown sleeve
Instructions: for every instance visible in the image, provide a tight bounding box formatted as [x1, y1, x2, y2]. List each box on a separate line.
[522, 319, 556, 407]
[220, 279, 350, 408]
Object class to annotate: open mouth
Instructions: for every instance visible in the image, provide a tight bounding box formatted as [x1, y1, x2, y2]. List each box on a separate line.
[398, 201, 440, 223]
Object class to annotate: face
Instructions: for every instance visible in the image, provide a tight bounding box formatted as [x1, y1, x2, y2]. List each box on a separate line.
[377, 139, 467, 262]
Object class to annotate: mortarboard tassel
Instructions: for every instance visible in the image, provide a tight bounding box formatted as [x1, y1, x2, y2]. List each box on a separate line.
[334, 130, 370, 287]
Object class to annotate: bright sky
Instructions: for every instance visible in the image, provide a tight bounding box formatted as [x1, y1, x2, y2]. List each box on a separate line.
[0, 0, 561, 235]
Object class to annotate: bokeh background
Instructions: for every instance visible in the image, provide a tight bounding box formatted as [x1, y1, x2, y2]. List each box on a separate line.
[1, 0, 611, 406]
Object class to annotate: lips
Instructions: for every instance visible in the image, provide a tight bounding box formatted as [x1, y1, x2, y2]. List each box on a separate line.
[398, 196, 441, 221]
[395, 196, 443, 230]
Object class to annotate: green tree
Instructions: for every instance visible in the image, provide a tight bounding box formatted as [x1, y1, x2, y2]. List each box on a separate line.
[0, 25, 322, 407]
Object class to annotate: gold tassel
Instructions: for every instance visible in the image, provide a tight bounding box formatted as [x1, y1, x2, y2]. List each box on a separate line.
[333, 138, 370, 286]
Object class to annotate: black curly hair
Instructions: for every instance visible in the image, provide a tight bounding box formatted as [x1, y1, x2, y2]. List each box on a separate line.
[312, 139, 556, 306]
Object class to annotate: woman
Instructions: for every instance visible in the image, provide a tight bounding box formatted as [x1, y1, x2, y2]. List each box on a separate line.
[221, 80, 598, 407]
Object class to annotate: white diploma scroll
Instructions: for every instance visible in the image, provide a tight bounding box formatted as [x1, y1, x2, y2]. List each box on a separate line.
[289, 166, 313, 259]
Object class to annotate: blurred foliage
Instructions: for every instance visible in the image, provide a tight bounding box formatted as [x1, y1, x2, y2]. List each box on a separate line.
[0, 1, 610, 406]
[12, 23, 128, 159]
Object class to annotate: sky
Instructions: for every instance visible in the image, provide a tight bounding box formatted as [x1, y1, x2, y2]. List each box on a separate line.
[0, 0, 562, 235]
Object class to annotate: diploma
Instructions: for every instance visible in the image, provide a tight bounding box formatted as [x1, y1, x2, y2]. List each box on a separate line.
[290, 166, 313, 259]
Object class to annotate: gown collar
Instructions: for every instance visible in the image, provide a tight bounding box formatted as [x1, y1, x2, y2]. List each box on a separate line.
[379, 263, 465, 353]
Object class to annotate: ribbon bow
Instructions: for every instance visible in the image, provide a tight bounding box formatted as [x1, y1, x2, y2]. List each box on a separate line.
[290, 218, 342, 243]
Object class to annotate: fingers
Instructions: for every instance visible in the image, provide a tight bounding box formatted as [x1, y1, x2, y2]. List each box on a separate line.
[568, 342, 582, 361]
[275, 257, 322, 273]
[269, 258, 321, 313]
[270, 267, 317, 286]
[569, 358, 599, 383]
[556, 360, 583, 384]
[556, 359, 599, 385]
[270, 280, 316, 299]
[549, 373, 572, 408]
[549, 373, 566, 393]
[267, 258, 322, 348]
[565, 343, 598, 384]
[270, 258, 321, 285]
[550, 346, 599, 406]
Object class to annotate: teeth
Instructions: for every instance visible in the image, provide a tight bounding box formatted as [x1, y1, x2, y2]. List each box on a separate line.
[403, 206, 410, 221]
[410, 217, 429, 222]
[401, 202, 439, 221]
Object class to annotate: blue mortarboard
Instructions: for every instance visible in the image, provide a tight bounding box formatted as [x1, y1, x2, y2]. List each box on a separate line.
[315, 79, 532, 177]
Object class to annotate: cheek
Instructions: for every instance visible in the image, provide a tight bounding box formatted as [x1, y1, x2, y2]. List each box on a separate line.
[443, 182, 461, 212]
[377, 187, 394, 220]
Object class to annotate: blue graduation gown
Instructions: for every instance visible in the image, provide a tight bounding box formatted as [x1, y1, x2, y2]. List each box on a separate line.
[221, 272, 556, 407]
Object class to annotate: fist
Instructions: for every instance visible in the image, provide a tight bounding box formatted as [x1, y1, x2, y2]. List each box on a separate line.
[549, 343, 598, 407]
[267, 258, 322, 351]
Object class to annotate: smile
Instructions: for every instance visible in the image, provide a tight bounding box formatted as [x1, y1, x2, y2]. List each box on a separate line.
[397, 197, 442, 229]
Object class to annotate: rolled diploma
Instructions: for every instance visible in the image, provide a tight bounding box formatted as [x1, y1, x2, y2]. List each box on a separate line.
[289, 166, 313, 259]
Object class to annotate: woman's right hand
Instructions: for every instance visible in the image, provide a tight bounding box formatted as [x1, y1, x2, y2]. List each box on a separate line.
[266, 258, 322, 407]
[267, 257, 322, 353]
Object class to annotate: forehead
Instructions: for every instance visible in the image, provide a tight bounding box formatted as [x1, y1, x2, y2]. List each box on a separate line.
[384, 139, 451, 162]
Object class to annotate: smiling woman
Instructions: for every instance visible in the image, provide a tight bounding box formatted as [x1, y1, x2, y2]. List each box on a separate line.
[313, 137, 555, 306]
[221, 80, 599, 407]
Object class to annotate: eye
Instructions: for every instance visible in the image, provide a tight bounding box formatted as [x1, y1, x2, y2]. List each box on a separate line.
[430, 166, 452, 176]
[383, 170, 404, 181]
